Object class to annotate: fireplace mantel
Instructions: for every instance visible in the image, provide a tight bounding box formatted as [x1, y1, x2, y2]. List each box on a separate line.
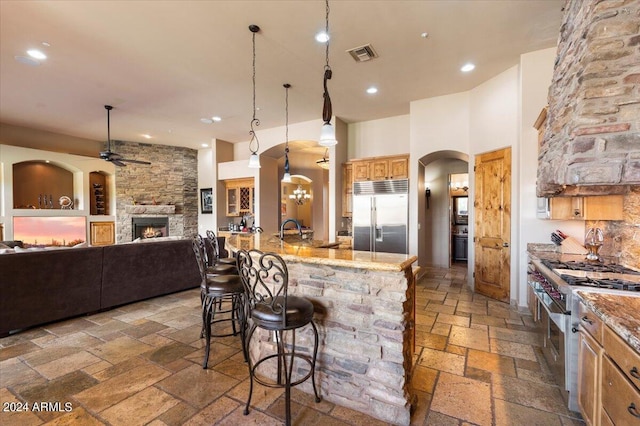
[124, 205, 175, 215]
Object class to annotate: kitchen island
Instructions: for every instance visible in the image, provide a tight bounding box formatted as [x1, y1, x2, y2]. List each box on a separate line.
[226, 233, 418, 425]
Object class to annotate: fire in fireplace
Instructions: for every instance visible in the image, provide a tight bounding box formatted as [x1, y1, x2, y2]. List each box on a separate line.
[132, 217, 169, 240]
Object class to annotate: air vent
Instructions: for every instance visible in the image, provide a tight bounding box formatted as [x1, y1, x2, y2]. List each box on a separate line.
[346, 44, 378, 63]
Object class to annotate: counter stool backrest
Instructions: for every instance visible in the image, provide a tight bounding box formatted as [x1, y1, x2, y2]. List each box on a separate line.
[192, 236, 208, 284]
[205, 230, 221, 264]
[236, 249, 289, 328]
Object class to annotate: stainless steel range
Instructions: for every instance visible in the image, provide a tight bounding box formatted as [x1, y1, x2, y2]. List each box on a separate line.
[528, 257, 640, 412]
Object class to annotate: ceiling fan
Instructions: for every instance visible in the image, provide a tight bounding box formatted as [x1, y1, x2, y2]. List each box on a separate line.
[99, 105, 151, 167]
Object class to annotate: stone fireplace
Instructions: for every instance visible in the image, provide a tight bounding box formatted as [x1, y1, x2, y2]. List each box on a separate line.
[112, 141, 198, 244]
[132, 217, 169, 240]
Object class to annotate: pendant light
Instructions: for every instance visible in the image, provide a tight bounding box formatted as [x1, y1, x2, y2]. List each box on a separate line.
[319, 0, 337, 147]
[282, 83, 292, 183]
[247, 24, 261, 168]
[316, 148, 330, 170]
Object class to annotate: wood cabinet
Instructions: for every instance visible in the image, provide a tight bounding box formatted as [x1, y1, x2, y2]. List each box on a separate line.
[549, 195, 623, 221]
[90, 221, 115, 246]
[342, 163, 353, 218]
[578, 300, 640, 426]
[578, 300, 604, 426]
[225, 178, 254, 217]
[601, 324, 640, 425]
[352, 155, 409, 182]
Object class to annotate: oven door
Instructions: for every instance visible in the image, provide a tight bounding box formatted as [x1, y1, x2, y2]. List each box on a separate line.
[539, 299, 569, 396]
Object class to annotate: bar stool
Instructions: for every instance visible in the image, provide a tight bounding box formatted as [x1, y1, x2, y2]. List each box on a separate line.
[197, 234, 236, 276]
[192, 237, 246, 369]
[206, 230, 236, 266]
[236, 249, 321, 426]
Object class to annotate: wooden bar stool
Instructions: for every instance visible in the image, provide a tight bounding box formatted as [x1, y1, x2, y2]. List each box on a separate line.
[236, 249, 321, 426]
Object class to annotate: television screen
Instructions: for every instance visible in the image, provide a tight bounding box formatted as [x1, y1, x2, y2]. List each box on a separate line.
[13, 216, 87, 247]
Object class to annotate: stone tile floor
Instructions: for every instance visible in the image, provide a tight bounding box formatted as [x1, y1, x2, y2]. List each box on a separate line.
[0, 263, 585, 425]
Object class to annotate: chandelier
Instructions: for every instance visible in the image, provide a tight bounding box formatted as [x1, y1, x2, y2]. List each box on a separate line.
[289, 185, 311, 205]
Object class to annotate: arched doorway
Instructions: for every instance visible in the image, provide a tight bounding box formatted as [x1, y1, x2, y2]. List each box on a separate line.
[418, 150, 470, 270]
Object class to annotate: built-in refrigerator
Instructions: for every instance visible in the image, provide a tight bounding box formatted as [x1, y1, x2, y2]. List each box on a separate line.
[352, 179, 409, 254]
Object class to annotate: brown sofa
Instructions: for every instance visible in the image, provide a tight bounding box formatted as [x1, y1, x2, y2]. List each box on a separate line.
[0, 238, 202, 336]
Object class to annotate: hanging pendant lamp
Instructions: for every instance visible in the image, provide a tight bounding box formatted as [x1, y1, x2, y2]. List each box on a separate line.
[319, 0, 337, 147]
[248, 24, 261, 168]
[282, 83, 292, 183]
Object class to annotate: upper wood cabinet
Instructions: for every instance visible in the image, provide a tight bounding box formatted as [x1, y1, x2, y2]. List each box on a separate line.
[549, 195, 624, 220]
[352, 155, 409, 182]
[225, 178, 254, 217]
[342, 163, 353, 218]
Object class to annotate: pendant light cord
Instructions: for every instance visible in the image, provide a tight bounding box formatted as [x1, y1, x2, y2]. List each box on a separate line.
[284, 83, 291, 175]
[322, 0, 333, 124]
[249, 26, 260, 155]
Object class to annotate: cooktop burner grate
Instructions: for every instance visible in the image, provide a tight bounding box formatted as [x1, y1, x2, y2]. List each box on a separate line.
[542, 260, 640, 275]
[559, 274, 640, 290]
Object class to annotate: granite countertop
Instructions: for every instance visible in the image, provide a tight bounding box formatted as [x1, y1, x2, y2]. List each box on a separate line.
[576, 291, 640, 353]
[226, 233, 417, 272]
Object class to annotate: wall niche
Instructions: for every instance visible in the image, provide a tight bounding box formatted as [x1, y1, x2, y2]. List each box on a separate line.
[13, 161, 74, 209]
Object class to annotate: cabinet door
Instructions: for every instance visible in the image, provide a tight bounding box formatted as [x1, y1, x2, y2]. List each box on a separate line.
[239, 185, 253, 214]
[601, 355, 640, 425]
[226, 187, 238, 216]
[389, 157, 408, 179]
[578, 331, 602, 426]
[370, 159, 389, 181]
[353, 161, 370, 182]
[342, 164, 353, 217]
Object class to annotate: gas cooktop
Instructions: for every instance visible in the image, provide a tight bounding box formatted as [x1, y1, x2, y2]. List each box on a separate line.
[559, 274, 640, 291]
[541, 259, 640, 275]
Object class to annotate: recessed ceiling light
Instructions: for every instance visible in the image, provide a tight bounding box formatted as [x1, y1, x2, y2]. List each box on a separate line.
[366, 87, 378, 94]
[142, 134, 152, 139]
[200, 118, 213, 124]
[420, 32, 429, 38]
[41, 41, 51, 47]
[45, 160, 50, 163]
[201, 143, 209, 148]
[461, 63, 475, 72]
[212, 116, 222, 122]
[27, 49, 46, 60]
[315, 31, 330, 43]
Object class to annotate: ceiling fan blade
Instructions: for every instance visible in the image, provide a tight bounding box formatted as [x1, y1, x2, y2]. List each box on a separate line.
[120, 158, 151, 165]
[111, 159, 127, 167]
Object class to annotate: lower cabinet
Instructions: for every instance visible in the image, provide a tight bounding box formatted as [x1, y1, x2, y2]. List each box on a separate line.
[452, 235, 468, 261]
[578, 330, 603, 426]
[577, 300, 640, 426]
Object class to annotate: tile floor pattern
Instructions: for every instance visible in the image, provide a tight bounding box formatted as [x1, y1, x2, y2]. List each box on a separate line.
[0, 264, 586, 425]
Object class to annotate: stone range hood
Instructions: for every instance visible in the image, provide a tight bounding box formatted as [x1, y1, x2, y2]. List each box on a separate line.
[537, 0, 640, 197]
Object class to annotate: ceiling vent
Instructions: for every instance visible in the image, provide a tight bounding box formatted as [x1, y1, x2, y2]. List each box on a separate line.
[346, 44, 378, 63]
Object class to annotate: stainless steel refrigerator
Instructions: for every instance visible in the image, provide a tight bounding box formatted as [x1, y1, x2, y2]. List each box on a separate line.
[352, 179, 409, 254]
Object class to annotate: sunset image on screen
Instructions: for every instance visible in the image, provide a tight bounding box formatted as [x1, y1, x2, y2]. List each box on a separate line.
[13, 216, 86, 247]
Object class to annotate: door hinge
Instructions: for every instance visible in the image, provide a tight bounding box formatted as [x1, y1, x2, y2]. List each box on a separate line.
[472, 272, 475, 278]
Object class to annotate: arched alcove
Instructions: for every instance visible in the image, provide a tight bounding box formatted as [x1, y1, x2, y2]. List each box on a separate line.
[12, 161, 74, 209]
[281, 175, 313, 229]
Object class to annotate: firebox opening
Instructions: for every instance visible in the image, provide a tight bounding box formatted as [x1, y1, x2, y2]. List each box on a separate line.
[132, 217, 169, 240]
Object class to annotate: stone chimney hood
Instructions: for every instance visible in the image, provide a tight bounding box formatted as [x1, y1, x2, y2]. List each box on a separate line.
[537, 0, 640, 197]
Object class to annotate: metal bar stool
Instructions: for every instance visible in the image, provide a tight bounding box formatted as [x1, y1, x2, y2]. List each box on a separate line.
[236, 249, 321, 426]
[206, 230, 236, 266]
[192, 236, 246, 369]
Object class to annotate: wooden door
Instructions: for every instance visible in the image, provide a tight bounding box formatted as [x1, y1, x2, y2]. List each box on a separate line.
[474, 147, 511, 302]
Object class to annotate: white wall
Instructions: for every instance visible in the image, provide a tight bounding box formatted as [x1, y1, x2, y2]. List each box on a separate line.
[348, 115, 410, 159]
[197, 146, 215, 234]
[517, 48, 584, 307]
[410, 91, 471, 263]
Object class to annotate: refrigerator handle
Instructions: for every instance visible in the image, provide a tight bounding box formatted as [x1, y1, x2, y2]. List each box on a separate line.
[375, 227, 383, 242]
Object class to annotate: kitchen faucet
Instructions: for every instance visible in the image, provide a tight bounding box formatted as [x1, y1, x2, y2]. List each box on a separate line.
[280, 218, 302, 240]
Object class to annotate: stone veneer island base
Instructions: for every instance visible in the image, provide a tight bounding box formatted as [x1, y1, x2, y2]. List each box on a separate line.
[226, 234, 418, 425]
